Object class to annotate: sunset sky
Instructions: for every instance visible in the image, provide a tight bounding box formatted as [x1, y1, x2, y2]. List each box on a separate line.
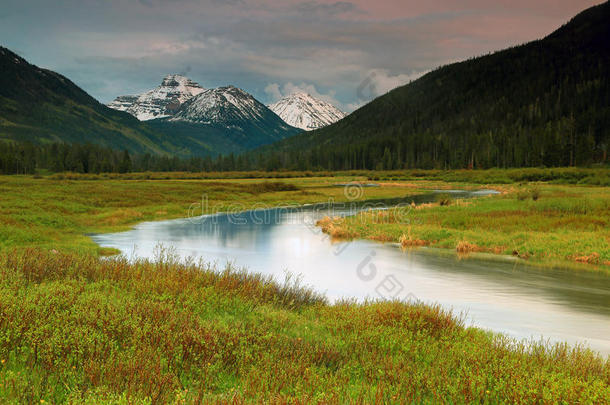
[0, 0, 602, 111]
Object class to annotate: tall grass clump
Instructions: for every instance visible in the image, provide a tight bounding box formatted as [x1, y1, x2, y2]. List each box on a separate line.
[435, 192, 454, 206]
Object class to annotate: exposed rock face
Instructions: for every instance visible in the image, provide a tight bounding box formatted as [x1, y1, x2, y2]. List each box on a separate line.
[107, 74, 205, 120]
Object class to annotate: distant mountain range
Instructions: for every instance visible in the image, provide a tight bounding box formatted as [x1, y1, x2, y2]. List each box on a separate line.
[109, 77, 346, 131]
[105, 75, 350, 155]
[145, 86, 301, 155]
[268, 92, 345, 130]
[258, 1, 609, 170]
[0, 52, 300, 156]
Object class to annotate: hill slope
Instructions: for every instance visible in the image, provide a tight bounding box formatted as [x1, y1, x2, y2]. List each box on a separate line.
[0, 47, 175, 154]
[0, 51, 298, 157]
[262, 2, 610, 170]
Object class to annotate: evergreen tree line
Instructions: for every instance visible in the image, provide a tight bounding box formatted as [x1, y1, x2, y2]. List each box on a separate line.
[0, 141, 257, 174]
[1, 134, 607, 176]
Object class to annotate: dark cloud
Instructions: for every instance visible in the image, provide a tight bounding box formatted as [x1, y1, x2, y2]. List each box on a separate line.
[295, 1, 362, 17]
[0, 0, 601, 110]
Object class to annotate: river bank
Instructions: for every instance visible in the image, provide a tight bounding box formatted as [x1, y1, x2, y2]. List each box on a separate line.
[317, 183, 610, 272]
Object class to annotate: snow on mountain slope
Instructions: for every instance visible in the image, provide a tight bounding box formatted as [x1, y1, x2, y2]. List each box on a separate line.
[107, 74, 204, 120]
[171, 86, 272, 125]
[268, 92, 346, 130]
[152, 85, 300, 149]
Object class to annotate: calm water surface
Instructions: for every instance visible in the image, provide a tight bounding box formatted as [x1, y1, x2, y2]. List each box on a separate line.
[92, 191, 610, 356]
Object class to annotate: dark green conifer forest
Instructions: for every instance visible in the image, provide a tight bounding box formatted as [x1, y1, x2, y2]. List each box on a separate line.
[252, 1, 609, 170]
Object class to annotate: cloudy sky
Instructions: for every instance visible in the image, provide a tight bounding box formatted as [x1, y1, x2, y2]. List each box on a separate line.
[1, 0, 601, 111]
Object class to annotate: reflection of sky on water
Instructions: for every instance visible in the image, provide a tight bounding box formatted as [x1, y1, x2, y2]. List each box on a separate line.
[92, 191, 610, 356]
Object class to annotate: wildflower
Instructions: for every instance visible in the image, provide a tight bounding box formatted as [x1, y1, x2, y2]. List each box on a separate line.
[0, 359, 4, 364]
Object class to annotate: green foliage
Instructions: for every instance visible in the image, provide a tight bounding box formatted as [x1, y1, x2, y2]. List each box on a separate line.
[516, 189, 530, 201]
[0, 174, 608, 402]
[361, 167, 610, 185]
[435, 193, 453, 206]
[531, 186, 541, 201]
[0, 249, 608, 403]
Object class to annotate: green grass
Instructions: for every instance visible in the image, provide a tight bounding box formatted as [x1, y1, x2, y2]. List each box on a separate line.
[0, 174, 436, 255]
[1, 171, 609, 403]
[0, 249, 608, 404]
[320, 184, 610, 270]
[39, 167, 610, 185]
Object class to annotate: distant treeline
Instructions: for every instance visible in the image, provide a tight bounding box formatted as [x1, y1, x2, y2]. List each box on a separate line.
[1, 140, 609, 176]
[0, 141, 254, 174]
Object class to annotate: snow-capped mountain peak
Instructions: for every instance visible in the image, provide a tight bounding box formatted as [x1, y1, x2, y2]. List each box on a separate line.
[268, 92, 346, 130]
[170, 85, 269, 124]
[162, 84, 299, 145]
[107, 74, 205, 120]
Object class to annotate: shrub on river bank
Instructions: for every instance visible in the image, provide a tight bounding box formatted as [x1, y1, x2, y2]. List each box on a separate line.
[0, 249, 608, 403]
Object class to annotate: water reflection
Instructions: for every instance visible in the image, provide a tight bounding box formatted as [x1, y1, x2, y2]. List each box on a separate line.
[91, 191, 610, 355]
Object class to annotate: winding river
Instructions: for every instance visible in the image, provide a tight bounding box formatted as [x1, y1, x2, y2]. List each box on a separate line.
[92, 191, 610, 356]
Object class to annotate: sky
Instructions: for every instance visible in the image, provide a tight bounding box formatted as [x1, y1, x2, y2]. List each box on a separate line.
[0, 0, 602, 112]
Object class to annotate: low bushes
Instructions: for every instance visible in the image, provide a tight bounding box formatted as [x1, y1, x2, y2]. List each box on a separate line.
[0, 249, 608, 403]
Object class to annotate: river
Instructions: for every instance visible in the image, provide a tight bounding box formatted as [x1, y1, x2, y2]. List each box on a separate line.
[91, 190, 610, 356]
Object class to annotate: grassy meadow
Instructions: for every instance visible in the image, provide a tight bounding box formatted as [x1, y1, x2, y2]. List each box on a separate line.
[318, 183, 610, 270]
[0, 174, 428, 255]
[0, 168, 609, 403]
[0, 249, 608, 404]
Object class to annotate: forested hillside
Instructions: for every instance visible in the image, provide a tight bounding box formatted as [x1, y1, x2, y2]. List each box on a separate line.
[0, 47, 178, 155]
[256, 2, 610, 170]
